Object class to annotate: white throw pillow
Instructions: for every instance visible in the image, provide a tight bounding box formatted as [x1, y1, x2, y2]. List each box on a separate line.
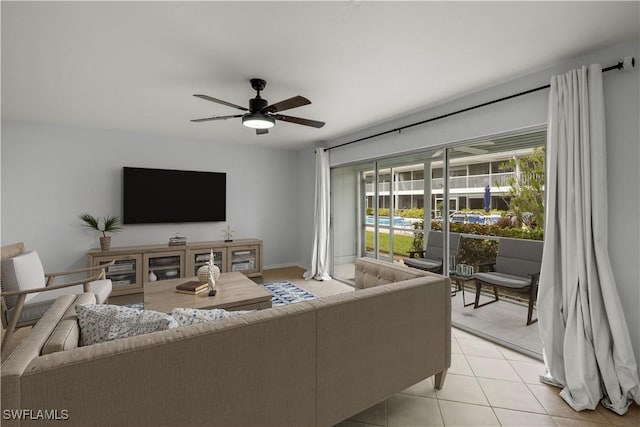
[171, 307, 251, 326]
[77, 304, 178, 345]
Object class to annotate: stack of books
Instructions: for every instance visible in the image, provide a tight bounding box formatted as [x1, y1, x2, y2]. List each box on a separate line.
[168, 235, 187, 246]
[175, 280, 208, 295]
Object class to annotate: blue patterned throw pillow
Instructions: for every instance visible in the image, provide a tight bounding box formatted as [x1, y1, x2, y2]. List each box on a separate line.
[76, 304, 178, 346]
[171, 307, 252, 326]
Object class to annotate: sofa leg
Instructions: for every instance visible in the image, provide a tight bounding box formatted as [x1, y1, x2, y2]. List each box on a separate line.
[434, 369, 447, 390]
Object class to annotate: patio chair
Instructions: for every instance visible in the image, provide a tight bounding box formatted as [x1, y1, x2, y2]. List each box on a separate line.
[403, 231, 462, 274]
[1, 242, 114, 350]
[473, 238, 543, 325]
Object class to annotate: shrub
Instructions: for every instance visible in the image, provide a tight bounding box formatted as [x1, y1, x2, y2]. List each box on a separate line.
[430, 221, 542, 241]
[366, 208, 425, 219]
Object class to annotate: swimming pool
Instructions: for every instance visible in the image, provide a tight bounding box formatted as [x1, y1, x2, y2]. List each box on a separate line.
[365, 216, 421, 228]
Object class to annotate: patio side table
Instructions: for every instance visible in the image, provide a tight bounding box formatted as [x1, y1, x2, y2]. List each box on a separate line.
[449, 273, 477, 307]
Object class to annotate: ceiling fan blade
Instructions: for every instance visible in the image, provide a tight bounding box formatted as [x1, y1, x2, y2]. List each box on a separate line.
[193, 94, 248, 111]
[190, 114, 243, 123]
[273, 114, 325, 128]
[256, 128, 269, 135]
[265, 96, 310, 113]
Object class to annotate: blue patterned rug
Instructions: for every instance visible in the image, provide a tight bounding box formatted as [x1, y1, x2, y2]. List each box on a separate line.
[122, 282, 315, 310]
[123, 302, 144, 310]
[260, 281, 316, 307]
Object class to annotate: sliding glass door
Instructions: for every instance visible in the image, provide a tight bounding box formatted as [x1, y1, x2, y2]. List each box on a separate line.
[331, 165, 359, 281]
[360, 155, 439, 264]
[330, 129, 545, 288]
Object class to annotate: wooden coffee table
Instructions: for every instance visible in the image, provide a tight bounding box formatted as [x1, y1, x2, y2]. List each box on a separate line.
[144, 272, 272, 313]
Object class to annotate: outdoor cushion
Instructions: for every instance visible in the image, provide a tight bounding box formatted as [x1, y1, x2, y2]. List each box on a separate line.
[403, 232, 463, 273]
[403, 258, 441, 271]
[474, 271, 530, 289]
[494, 238, 543, 277]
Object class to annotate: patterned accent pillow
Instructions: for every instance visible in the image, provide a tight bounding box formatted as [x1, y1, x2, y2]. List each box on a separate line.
[77, 304, 178, 346]
[171, 307, 252, 326]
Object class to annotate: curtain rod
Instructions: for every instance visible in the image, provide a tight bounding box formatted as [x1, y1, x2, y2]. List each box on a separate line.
[325, 57, 635, 152]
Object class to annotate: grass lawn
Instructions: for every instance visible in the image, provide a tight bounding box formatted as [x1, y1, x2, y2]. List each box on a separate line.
[365, 231, 415, 257]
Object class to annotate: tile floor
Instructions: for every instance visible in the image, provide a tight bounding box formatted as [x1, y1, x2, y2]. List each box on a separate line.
[334, 327, 640, 427]
[272, 266, 639, 427]
[450, 285, 543, 359]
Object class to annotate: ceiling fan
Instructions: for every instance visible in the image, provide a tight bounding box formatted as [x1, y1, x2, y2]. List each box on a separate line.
[191, 78, 325, 135]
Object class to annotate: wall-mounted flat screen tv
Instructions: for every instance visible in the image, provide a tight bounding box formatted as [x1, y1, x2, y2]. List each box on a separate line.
[123, 167, 226, 224]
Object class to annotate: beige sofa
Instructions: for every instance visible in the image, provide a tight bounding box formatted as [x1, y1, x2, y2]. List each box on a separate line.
[1, 257, 450, 427]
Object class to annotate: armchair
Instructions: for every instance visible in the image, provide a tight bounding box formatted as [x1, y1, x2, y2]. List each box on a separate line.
[1, 242, 114, 350]
[403, 231, 462, 274]
[473, 238, 543, 325]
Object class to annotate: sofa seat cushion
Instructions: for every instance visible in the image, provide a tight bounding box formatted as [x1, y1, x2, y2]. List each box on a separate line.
[171, 307, 252, 326]
[42, 293, 97, 355]
[76, 304, 178, 345]
[474, 271, 530, 289]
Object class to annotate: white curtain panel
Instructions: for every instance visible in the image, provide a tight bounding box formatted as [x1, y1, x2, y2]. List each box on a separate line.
[538, 64, 640, 415]
[304, 147, 332, 281]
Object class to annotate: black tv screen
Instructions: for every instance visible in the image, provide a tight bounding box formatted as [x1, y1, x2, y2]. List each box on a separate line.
[123, 167, 226, 224]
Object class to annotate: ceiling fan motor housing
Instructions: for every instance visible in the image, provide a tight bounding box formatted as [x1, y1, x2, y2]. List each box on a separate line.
[249, 97, 268, 113]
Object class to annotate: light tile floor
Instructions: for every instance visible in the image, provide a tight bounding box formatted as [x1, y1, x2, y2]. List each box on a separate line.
[334, 327, 640, 427]
[270, 266, 639, 427]
[451, 284, 543, 358]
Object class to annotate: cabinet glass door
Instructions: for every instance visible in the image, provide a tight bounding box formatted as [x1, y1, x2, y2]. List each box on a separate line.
[145, 253, 183, 282]
[96, 255, 142, 295]
[192, 249, 225, 275]
[103, 259, 137, 287]
[229, 247, 258, 274]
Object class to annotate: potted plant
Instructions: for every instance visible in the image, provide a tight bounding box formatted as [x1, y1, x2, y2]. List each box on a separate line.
[79, 213, 123, 250]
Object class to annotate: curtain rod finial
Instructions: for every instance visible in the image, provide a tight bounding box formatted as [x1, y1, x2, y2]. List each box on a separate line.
[622, 56, 635, 71]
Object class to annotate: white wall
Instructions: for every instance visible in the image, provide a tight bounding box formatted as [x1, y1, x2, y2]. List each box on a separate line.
[1, 120, 301, 271]
[302, 39, 639, 359]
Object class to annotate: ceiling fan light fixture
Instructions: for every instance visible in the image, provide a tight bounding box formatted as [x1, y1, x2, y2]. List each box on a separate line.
[242, 113, 275, 129]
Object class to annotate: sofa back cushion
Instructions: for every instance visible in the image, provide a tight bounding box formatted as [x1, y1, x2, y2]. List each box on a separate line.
[354, 257, 428, 289]
[41, 293, 97, 355]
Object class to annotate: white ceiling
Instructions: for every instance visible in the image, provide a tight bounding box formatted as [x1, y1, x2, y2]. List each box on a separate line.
[2, 1, 639, 150]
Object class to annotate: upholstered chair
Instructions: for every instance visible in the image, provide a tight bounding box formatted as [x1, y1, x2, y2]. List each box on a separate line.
[1, 242, 113, 349]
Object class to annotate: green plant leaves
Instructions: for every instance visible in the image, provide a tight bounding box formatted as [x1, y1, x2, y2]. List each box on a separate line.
[78, 213, 123, 237]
